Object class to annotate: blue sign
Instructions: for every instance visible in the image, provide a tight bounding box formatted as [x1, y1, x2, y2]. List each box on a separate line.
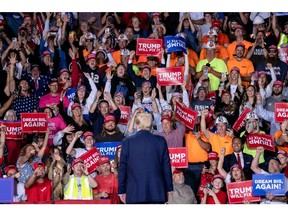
[94, 142, 121, 160]
[164, 36, 187, 54]
[0, 178, 14, 203]
[252, 174, 286, 196]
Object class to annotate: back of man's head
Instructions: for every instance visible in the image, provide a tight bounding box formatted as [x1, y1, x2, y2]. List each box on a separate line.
[135, 113, 153, 131]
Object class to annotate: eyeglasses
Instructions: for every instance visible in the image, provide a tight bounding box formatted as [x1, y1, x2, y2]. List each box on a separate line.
[268, 50, 277, 53]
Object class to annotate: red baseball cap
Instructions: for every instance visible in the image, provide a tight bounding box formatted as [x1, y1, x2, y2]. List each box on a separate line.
[208, 151, 219, 160]
[59, 68, 70, 76]
[230, 66, 240, 73]
[71, 103, 81, 110]
[5, 165, 18, 174]
[83, 131, 94, 140]
[42, 50, 51, 58]
[212, 174, 224, 182]
[72, 158, 84, 167]
[173, 169, 183, 175]
[212, 20, 221, 28]
[273, 80, 284, 87]
[33, 162, 45, 171]
[104, 115, 116, 123]
[161, 115, 172, 122]
[86, 53, 96, 62]
[97, 156, 110, 166]
[230, 163, 242, 172]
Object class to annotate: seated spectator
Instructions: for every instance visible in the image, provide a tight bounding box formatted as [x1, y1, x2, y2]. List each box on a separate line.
[167, 169, 197, 204]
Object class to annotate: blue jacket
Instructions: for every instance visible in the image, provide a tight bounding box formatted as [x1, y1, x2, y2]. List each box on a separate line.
[118, 130, 173, 204]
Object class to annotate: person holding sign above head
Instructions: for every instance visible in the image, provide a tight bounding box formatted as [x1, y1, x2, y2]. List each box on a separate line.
[251, 146, 288, 204]
[93, 156, 120, 204]
[200, 109, 233, 156]
[200, 174, 227, 204]
[63, 157, 97, 200]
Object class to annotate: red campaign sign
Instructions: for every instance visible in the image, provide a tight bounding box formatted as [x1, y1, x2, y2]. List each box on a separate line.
[246, 133, 275, 152]
[168, 147, 188, 168]
[175, 102, 198, 130]
[226, 180, 261, 204]
[232, 107, 251, 132]
[278, 47, 288, 64]
[156, 67, 183, 86]
[274, 103, 288, 123]
[136, 38, 162, 56]
[118, 105, 131, 125]
[79, 147, 101, 174]
[0, 121, 23, 140]
[21, 113, 48, 133]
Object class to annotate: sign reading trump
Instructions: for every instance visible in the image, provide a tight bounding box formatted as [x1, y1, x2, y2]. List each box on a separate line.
[168, 147, 188, 168]
[233, 107, 251, 132]
[136, 38, 162, 56]
[226, 180, 261, 204]
[94, 142, 121, 160]
[0, 121, 23, 140]
[164, 36, 187, 54]
[156, 67, 183, 86]
[252, 174, 286, 196]
[246, 134, 275, 152]
[21, 113, 47, 133]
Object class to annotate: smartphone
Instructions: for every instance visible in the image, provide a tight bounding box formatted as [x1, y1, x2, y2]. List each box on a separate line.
[12, 37, 17, 42]
[206, 183, 213, 189]
[50, 32, 57, 36]
[32, 136, 39, 144]
[121, 49, 130, 56]
[204, 161, 211, 170]
[206, 63, 210, 67]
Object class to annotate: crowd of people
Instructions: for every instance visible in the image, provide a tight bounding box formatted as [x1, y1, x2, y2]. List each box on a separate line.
[0, 12, 288, 204]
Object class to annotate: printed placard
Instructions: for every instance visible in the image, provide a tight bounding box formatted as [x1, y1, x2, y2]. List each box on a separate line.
[164, 36, 187, 54]
[136, 38, 162, 56]
[226, 180, 261, 204]
[118, 106, 131, 125]
[252, 174, 286, 196]
[278, 47, 288, 64]
[168, 147, 188, 168]
[156, 67, 183, 86]
[246, 133, 275, 152]
[274, 103, 288, 123]
[0, 178, 14, 203]
[0, 121, 23, 140]
[79, 147, 101, 174]
[233, 108, 251, 132]
[94, 142, 121, 160]
[175, 101, 198, 130]
[21, 113, 47, 133]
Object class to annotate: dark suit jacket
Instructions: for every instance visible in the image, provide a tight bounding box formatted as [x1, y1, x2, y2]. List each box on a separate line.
[223, 152, 253, 180]
[118, 130, 173, 204]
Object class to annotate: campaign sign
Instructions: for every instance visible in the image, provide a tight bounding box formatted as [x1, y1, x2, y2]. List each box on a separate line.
[175, 101, 198, 130]
[246, 133, 275, 152]
[79, 147, 101, 174]
[0, 178, 14, 203]
[0, 121, 23, 140]
[278, 47, 288, 64]
[164, 36, 187, 54]
[226, 180, 261, 204]
[274, 103, 288, 123]
[94, 142, 121, 161]
[252, 174, 286, 196]
[168, 147, 188, 168]
[21, 113, 47, 133]
[156, 67, 183, 86]
[232, 107, 251, 132]
[118, 106, 131, 125]
[136, 38, 162, 56]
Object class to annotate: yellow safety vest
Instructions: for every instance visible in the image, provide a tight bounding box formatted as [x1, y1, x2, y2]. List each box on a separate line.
[278, 33, 288, 48]
[64, 175, 93, 200]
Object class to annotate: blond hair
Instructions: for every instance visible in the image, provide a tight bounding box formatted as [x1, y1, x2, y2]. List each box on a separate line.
[135, 113, 153, 131]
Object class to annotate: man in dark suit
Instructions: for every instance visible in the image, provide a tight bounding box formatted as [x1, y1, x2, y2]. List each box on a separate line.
[223, 137, 254, 180]
[118, 112, 173, 204]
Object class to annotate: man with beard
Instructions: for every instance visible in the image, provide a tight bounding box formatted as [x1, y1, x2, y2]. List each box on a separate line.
[227, 42, 254, 87]
[256, 45, 288, 83]
[264, 80, 286, 112]
[190, 87, 211, 116]
[95, 114, 125, 142]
